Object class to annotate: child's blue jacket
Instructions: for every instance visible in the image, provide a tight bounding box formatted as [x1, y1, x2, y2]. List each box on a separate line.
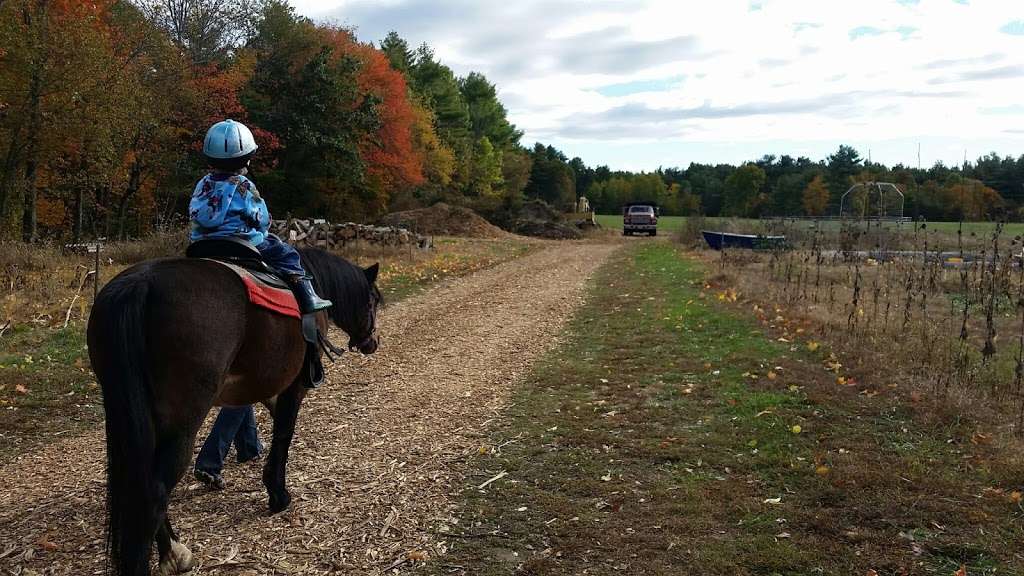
[189, 172, 270, 246]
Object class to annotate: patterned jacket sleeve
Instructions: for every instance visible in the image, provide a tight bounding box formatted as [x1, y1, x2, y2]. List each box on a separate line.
[189, 176, 233, 229]
[244, 181, 271, 235]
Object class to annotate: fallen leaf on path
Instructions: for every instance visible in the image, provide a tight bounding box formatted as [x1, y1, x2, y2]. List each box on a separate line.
[970, 433, 992, 445]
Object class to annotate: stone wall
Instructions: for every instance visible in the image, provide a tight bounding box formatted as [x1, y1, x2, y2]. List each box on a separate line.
[270, 219, 432, 250]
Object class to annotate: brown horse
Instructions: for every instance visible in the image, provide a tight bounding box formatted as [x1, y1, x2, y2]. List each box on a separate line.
[87, 247, 381, 576]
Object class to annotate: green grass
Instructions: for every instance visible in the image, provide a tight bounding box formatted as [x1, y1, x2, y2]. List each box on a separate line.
[596, 213, 1024, 237]
[596, 213, 686, 232]
[0, 325, 99, 458]
[434, 242, 1024, 575]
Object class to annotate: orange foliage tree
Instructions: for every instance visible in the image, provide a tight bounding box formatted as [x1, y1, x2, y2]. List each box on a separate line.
[329, 31, 424, 209]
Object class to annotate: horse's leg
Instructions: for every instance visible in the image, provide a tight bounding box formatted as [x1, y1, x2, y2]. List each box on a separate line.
[153, 430, 199, 575]
[262, 381, 307, 514]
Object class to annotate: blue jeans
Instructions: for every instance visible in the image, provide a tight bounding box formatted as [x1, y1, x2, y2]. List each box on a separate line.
[257, 233, 306, 277]
[194, 406, 264, 476]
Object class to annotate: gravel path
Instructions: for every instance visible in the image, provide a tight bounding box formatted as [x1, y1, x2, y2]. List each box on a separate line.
[0, 241, 617, 575]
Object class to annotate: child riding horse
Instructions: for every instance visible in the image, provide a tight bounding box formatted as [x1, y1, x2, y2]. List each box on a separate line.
[88, 121, 382, 576]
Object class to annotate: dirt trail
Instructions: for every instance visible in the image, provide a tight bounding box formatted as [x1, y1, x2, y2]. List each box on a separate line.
[0, 242, 617, 575]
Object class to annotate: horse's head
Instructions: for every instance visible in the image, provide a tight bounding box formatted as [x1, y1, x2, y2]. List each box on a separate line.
[299, 249, 383, 356]
[347, 263, 381, 355]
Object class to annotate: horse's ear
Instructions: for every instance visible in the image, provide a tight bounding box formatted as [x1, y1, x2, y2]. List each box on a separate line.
[364, 263, 379, 284]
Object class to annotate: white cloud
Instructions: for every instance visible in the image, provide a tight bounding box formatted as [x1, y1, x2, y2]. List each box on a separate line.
[294, 0, 1024, 169]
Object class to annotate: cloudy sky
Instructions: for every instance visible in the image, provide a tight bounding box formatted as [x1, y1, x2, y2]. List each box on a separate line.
[288, 0, 1024, 171]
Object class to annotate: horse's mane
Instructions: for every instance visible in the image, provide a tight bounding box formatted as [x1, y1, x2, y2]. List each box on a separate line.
[298, 248, 377, 330]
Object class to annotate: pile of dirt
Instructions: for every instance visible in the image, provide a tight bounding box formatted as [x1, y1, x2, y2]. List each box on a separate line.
[377, 203, 506, 238]
[513, 219, 583, 239]
[509, 199, 583, 240]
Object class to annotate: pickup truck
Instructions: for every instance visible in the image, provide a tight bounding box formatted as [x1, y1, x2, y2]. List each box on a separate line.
[622, 203, 658, 236]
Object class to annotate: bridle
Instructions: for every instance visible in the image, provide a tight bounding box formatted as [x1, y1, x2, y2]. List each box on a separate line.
[348, 292, 379, 352]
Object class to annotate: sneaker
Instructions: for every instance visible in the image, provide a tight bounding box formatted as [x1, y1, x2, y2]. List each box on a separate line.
[194, 469, 226, 490]
[238, 451, 263, 465]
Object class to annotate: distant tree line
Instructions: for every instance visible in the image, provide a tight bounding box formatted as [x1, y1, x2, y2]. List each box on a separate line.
[1, 0, 1019, 245]
[577, 145, 1020, 220]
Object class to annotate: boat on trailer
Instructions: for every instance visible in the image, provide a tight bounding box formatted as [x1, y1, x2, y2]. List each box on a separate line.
[702, 230, 787, 251]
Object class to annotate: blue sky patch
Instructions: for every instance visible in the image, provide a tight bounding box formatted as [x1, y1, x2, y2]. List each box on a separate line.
[896, 26, 918, 40]
[595, 75, 685, 97]
[850, 26, 884, 40]
[1001, 20, 1024, 36]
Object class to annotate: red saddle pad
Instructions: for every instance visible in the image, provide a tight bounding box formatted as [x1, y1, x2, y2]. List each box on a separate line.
[205, 260, 301, 319]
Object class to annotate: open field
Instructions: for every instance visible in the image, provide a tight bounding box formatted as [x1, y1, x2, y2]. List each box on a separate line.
[436, 242, 1024, 574]
[597, 213, 686, 232]
[597, 214, 1024, 250]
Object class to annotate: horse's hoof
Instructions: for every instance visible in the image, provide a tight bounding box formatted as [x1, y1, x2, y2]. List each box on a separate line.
[156, 541, 194, 575]
[268, 490, 291, 514]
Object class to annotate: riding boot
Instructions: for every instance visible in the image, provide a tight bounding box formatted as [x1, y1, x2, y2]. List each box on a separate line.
[290, 276, 332, 314]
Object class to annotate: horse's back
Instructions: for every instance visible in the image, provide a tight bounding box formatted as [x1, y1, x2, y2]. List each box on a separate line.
[92, 259, 255, 423]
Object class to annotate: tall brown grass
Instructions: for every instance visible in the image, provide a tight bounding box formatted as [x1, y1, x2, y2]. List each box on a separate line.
[708, 218, 1024, 437]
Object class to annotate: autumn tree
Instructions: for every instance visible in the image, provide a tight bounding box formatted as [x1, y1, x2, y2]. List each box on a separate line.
[243, 3, 378, 220]
[944, 178, 1004, 220]
[0, 0, 130, 240]
[338, 33, 424, 215]
[405, 100, 455, 206]
[802, 175, 829, 216]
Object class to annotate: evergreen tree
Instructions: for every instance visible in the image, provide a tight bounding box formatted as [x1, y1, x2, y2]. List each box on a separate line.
[459, 72, 520, 149]
[379, 30, 412, 75]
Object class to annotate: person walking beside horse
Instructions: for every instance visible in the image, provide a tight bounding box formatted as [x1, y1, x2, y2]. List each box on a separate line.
[88, 120, 382, 576]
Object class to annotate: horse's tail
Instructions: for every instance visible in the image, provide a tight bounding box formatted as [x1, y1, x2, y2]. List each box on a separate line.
[89, 275, 158, 576]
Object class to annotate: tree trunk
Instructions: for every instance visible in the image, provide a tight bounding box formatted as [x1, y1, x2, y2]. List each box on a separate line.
[116, 161, 143, 240]
[73, 186, 84, 242]
[21, 156, 38, 242]
[0, 122, 24, 237]
[19, 0, 48, 243]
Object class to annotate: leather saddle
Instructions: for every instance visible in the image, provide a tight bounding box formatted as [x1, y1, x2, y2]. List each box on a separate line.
[185, 237, 289, 290]
[185, 237, 341, 389]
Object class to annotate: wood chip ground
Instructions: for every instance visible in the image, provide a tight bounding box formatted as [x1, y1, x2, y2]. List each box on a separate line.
[0, 242, 617, 575]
